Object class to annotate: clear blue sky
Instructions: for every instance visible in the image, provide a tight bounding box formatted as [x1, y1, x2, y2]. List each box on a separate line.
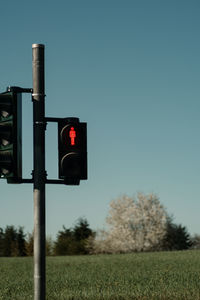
[0, 0, 200, 238]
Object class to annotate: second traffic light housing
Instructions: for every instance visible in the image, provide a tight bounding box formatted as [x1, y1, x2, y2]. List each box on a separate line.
[58, 117, 87, 185]
[0, 90, 22, 183]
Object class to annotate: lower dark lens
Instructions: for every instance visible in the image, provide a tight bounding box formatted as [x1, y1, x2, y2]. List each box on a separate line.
[61, 153, 81, 178]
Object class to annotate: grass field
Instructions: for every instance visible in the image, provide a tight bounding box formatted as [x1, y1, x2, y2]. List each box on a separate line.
[0, 250, 200, 299]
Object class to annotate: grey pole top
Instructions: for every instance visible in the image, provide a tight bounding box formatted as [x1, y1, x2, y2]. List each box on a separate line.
[32, 44, 45, 49]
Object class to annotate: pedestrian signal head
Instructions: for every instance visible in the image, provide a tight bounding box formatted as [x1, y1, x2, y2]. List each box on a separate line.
[58, 117, 87, 185]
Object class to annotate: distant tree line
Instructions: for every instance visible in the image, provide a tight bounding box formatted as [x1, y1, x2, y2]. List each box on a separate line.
[0, 194, 199, 257]
[0, 218, 95, 257]
[54, 218, 94, 255]
[0, 226, 26, 257]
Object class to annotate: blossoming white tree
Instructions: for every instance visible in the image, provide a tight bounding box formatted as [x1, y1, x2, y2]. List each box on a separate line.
[93, 193, 167, 253]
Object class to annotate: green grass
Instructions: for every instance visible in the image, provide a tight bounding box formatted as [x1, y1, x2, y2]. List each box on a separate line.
[0, 250, 200, 299]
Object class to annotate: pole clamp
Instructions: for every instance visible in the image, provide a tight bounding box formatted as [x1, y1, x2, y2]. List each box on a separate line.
[34, 121, 47, 130]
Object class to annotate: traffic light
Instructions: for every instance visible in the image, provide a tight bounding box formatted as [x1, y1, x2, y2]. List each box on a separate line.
[58, 117, 87, 185]
[0, 90, 22, 183]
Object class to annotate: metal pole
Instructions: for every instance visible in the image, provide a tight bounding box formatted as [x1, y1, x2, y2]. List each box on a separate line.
[32, 44, 46, 300]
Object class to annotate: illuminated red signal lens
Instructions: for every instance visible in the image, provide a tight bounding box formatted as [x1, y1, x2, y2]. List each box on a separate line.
[69, 126, 76, 146]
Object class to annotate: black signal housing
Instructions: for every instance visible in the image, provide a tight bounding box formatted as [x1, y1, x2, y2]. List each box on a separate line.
[0, 91, 22, 183]
[58, 117, 87, 185]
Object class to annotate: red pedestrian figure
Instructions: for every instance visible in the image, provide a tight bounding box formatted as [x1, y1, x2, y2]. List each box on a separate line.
[69, 127, 76, 145]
